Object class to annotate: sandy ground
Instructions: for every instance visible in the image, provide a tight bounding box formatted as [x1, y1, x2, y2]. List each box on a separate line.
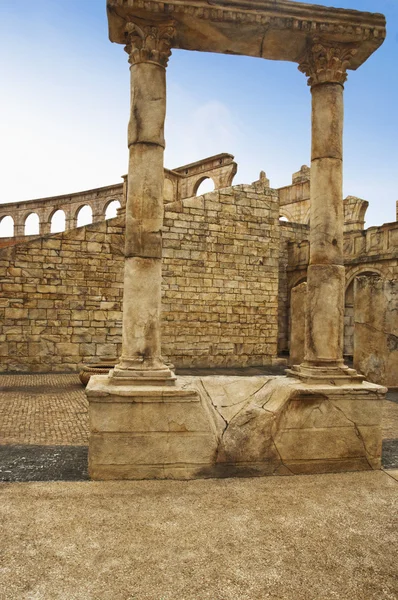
[1, 470, 397, 600]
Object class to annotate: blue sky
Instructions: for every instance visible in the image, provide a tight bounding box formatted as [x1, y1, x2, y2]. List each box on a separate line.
[0, 0, 397, 228]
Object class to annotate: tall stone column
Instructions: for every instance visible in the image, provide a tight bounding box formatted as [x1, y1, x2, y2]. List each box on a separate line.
[111, 21, 176, 385]
[290, 39, 362, 383]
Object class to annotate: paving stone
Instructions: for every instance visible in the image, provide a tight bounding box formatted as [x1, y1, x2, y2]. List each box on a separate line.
[0, 373, 88, 445]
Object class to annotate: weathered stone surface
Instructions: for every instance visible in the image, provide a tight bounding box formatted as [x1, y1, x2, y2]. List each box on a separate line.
[90, 401, 212, 433]
[200, 376, 268, 422]
[305, 264, 345, 363]
[107, 0, 386, 69]
[289, 282, 306, 366]
[88, 375, 385, 480]
[354, 276, 398, 387]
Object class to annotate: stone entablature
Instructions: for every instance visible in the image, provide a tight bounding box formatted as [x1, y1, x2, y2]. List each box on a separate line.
[278, 166, 310, 224]
[107, 0, 385, 66]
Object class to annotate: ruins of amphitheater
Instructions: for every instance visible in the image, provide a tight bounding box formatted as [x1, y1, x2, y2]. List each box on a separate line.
[1, 0, 397, 479]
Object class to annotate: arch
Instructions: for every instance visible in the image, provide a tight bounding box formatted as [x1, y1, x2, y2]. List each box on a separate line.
[194, 177, 215, 196]
[344, 268, 383, 358]
[76, 204, 93, 227]
[279, 207, 295, 223]
[288, 273, 307, 293]
[50, 209, 66, 233]
[345, 266, 384, 290]
[105, 199, 121, 220]
[0, 215, 14, 237]
[291, 276, 307, 289]
[164, 178, 175, 203]
[24, 212, 40, 236]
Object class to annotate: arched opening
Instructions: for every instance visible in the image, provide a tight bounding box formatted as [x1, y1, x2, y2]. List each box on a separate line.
[279, 215, 289, 222]
[50, 210, 66, 233]
[195, 177, 215, 196]
[76, 205, 93, 227]
[284, 276, 307, 356]
[164, 179, 174, 203]
[24, 213, 40, 236]
[344, 269, 382, 361]
[0, 216, 14, 237]
[105, 200, 121, 220]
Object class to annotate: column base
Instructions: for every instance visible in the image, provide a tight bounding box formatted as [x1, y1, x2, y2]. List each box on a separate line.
[109, 365, 176, 386]
[286, 362, 365, 385]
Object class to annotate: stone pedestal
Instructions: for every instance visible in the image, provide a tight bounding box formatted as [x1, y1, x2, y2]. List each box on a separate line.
[88, 374, 385, 479]
[87, 375, 219, 480]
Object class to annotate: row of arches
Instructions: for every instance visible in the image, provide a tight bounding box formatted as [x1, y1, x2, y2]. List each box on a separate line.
[0, 200, 121, 238]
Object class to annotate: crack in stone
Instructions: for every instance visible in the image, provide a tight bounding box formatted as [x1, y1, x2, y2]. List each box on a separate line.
[330, 400, 373, 468]
[271, 436, 293, 475]
[198, 379, 228, 431]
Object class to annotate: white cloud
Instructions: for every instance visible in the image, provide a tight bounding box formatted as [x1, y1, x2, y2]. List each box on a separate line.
[165, 85, 242, 170]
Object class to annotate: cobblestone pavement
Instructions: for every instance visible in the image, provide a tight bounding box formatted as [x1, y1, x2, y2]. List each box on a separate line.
[0, 374, 397, 480]
[0, 374, 88, 446]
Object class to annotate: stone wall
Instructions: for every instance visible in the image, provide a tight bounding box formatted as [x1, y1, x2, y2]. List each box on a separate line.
[354, 276, 398, 387]
[0, 184, 280, 372]
[162, 185, 280, 367]
[0, 221, 125, 372]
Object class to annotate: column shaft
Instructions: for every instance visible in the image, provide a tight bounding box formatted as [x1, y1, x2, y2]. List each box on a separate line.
[113, 40, 174, 383]
[304, 82, 345, 366]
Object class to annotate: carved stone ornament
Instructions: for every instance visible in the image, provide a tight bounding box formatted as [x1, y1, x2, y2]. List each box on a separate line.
[298, 38, 358, 87]
[124, 21, 176, 67]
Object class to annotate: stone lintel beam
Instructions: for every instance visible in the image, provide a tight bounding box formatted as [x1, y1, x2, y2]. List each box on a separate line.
[107, 0, 385, 69]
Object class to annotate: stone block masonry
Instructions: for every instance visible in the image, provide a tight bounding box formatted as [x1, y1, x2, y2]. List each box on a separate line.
[162, 185, 280, 368]
[0, 184, 280, 372]
[0, 221, 125, 372]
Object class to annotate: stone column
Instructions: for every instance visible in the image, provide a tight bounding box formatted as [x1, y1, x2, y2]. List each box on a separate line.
[111, 21, 176, 385]
[289, 39, 362, 383]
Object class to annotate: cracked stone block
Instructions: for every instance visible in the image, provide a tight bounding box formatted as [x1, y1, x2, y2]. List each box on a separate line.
[87, 375, 385, 480]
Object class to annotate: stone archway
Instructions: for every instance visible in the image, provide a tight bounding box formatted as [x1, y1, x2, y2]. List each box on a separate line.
[344, 268, 384, 360]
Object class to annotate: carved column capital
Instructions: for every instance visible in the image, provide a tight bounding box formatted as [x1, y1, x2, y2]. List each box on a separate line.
[124, 21, 176, 67]
[298, 38, 358, 87]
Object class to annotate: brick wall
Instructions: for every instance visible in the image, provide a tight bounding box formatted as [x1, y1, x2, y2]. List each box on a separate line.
[0, 184, 281, 372]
